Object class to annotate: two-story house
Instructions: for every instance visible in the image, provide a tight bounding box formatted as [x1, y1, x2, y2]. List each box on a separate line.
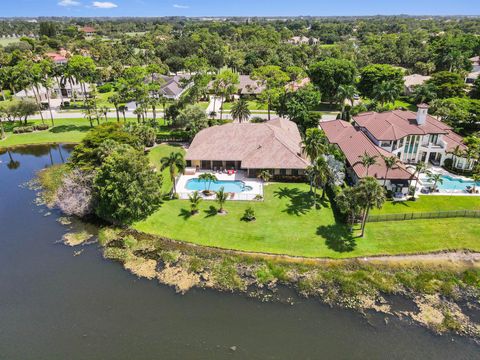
[352, 105, 475, 171]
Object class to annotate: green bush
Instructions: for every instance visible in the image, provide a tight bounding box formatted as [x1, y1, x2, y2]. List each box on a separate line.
[98, 83, 113, 93]
[242, 207, 256, 221]
[13, 126, 34, 134]
[34, 124, 49, 131]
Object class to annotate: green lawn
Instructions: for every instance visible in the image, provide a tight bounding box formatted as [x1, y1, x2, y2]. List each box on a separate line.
[0, 38, 21, 46]
[0, 118, 138, 148]
[134, 178, 480, 258]
[372, 195, 480, 214]
[147, 144, 186, 194]
[221, 100, 268, 111]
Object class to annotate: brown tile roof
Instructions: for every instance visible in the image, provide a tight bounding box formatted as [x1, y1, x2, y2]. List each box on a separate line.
[443, 130, 467, 152]
[186, 118, 309, 169]
[353, 110, 449, 141]
[320, 120, 413, 180]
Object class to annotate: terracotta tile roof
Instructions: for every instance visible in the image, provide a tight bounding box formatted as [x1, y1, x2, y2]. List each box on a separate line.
[80, 26, 96, 33]
[186, 118, 309, 169]
[353, 110, 449, 141]
[320, 120, 413, 180]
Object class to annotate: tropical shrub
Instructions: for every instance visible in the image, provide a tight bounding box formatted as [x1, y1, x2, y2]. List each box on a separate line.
[13, 126, 34, 133]
[98, 83, 113, 93]
[242, 207, 256, 222]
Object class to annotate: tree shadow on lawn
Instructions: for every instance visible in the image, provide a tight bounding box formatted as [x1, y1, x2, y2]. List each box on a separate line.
[317, 224, 357, 253]
[49, 125, 91, 133]
[203, 205, 218, 218]
[179, 208, 193, 220]
[274, 186, 328, 216]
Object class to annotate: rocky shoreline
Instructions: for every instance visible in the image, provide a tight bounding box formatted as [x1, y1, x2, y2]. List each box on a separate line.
[59, 221, 480, 343]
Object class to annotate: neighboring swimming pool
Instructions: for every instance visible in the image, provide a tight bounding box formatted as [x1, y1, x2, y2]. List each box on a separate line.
[421, 174, 480, 191]
[186, 178, 252, 193]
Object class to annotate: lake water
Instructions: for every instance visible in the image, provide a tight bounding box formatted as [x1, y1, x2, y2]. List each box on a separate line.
[0, 145, 478, 359]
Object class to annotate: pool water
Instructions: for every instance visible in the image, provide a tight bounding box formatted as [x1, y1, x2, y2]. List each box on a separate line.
[186, 178, 249, 192]
[422, 174, 480, 191]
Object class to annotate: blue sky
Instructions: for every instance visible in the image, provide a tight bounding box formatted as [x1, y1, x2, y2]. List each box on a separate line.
[3, 0, 480, 17]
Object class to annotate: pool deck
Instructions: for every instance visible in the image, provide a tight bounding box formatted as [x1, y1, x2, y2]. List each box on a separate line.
[418, 166, 480, 196]
[175, 170, 264, 201]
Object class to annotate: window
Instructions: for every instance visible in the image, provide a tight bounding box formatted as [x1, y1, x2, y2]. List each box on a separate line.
[280, 169, 286, 176]
[292, 169, 298, 176]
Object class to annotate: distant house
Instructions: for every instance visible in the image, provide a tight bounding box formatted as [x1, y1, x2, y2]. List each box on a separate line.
[321, 120, 414, 194]
[153, 74, 193, 100]
[403, 74, 431, 95]
[45, 52, 68, 65]
[186, 118, 309, 178]
[285, 77, 311, 92]
[287, 36, 319, 45]
[208, 74, 265, 97]
[352, 106, 475, 171]
[79, 26, 96, 37]
[14, 78, 89, 103]
[466, 57, 480, 84]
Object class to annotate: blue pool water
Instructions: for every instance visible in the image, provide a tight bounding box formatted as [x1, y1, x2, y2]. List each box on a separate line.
[186, 178, 249, 192]
[425, 175, 480, 191]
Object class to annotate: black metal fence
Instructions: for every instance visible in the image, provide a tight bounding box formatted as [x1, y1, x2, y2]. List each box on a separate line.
[367, 210, 480, 222]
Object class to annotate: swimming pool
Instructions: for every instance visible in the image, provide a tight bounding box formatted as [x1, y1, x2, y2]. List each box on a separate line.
[421, 174, 480, 191]
[186, 178, 251, 193]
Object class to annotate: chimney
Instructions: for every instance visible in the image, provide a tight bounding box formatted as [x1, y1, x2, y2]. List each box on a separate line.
[416, 104, 429, 125]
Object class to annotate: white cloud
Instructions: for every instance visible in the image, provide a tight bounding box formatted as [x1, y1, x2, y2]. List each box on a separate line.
[173, 4, 189, 9]
[92, 1, 118, 8]
[58, 0, 81, 6]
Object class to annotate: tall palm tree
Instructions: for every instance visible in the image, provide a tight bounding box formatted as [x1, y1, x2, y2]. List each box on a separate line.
[381, 155, 399, 187]
[230, 98, 251, 123]
[198, 173, 218, 191]
[336, 84, 357, 114]
[358, 152, 378, 176]
[0, 109, 6, 139]
[99, 106, 109, 122]
[109, 94, 121, 122]
[188, 191, 202, 214]
[411, 161, 426, 199]
[160, 152, 186, 197]
[216, 186, 228, 214]
[302, 128, 328, 161]
[428, 173, 444, 192]
[373, 80, 401, 106]
[356, 177, 386, 237]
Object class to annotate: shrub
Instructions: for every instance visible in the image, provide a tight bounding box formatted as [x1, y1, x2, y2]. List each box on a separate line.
[34, 124, 50, 131]
[242, 207, 256, 221]
[98, 83, 113, 93]
[13, 126, 34, 134]
[250, 116, 266, 123]
[122, 235, 138, 249]
[254, 194, 263, 201]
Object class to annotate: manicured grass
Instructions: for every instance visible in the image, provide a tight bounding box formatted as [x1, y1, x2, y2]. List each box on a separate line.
[372, 195, 480, 214]
[0, 118, 138, 148]
[134, 181, 480, 258]
[221, 100, 268, 111]
[147, 144, 186, 195]
[0, 38, 21, 46]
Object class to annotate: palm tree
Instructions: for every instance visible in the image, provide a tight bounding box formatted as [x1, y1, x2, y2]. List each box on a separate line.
[0, 109, 6, 139]
[99, 106, 109, 122]
[6, 150, 20, 170]
[358, 152, 378, 176]
[216, 186, 228, 214]
[428, 173, 444, 192]
[302, 128, 328, 161]
[472, 172, 480, 194]
[257, 169, 272, 183]
[119, 105, 127, 122]
[381, 155, 399, 187]
[160, 152, 186, 197]
[198, 173, 218, 192]
[313, 156, 331, 201]
[188, 191, 202, 214]
[336, 84, 357, 114]
[356, 177, 386, 237]
[109, 94, 121, 122]
[83, 105, 96, 128]
[230, 98, 251, 123]
[373, 80, 401, 106]
[411, 161, 426, 199]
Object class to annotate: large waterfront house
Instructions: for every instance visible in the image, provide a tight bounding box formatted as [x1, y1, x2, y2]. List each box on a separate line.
[321, 120, 413, 194]
[352, 105, 475, 171]
[186, 118, 309, 178]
